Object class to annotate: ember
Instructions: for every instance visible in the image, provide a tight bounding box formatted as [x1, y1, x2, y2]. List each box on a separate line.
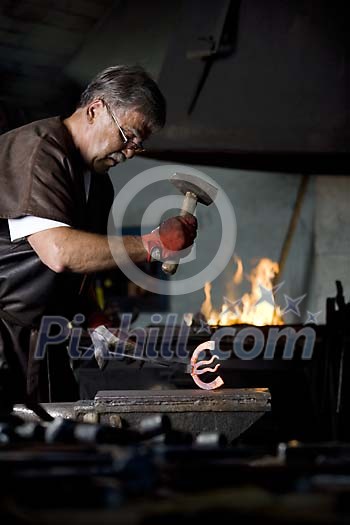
[201, 257, 284, 326]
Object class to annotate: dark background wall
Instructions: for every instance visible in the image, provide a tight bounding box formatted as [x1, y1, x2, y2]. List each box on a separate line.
[1, 0, 349, 168]
[155, 0, 350, 156]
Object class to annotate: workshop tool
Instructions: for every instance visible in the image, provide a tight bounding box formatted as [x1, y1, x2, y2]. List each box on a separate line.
[45, 415, 172, 446]
[273, 174, 309, 287]
[162, 172, 218, 275]
[1, 412, 172, 447]
[324, 281, 350, 441]
[90, 325, 189, 371]
[94, 389, 271, 442]
[14, 422, 46, 442]
[186, 0, 240, 114]
[137, 414, 171, 440]
[195, 432, 228, 448]
[150, 429, 194, 446]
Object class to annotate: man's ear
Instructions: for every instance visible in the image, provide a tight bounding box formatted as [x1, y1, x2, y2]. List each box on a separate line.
[86, 99, 104, 124]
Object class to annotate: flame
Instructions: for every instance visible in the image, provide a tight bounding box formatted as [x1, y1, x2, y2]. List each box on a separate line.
[201, 282, 213, 322]
[232, 255, 243, 285]
[201, 257, 284, 326]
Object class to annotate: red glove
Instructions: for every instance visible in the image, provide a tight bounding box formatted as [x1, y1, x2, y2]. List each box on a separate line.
[142, 214, 197, 262]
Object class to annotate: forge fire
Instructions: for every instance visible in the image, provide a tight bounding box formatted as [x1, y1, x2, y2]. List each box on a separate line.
[201, 257, 284, 326]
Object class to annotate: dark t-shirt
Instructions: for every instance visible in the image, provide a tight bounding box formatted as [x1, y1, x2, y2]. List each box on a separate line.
[0, 116, 87, 224]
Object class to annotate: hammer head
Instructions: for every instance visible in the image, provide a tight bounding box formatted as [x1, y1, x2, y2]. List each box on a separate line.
[170, 172, 218, 206]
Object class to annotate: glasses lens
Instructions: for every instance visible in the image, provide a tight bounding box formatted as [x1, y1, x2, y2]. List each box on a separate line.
[127, 141, 145, 153]
[105, 101, 145, 153]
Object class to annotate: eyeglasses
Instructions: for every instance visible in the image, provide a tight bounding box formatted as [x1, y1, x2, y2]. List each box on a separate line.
[104, 101, 145, 153]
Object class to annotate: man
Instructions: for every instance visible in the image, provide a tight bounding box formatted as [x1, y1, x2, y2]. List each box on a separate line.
[0, 65, 197, 407]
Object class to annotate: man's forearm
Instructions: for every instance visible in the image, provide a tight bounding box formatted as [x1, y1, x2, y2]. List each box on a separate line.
[61, 230, 148, 272]
[28, 227, 148, 273]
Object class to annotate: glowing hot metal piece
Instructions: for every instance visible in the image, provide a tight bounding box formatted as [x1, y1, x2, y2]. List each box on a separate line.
[190, 341, 224, 390]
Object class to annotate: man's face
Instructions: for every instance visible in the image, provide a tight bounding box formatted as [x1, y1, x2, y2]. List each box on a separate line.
[83, 101, 149, 174]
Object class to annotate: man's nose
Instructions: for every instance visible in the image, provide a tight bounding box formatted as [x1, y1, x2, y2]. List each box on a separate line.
[122, 147, 136, 159]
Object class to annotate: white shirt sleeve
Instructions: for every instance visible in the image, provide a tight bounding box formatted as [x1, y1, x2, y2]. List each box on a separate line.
[8, 172, 91, 242]
[8, 216, 70, 242]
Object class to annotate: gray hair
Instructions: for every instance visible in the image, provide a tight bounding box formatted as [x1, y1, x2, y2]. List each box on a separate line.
[78, 65, 166, 131]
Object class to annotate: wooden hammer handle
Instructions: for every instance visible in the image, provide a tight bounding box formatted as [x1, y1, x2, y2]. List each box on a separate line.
[162, 191, 197, 275]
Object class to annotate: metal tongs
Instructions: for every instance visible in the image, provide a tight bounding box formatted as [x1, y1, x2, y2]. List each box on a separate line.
[90, 325, 190, 372]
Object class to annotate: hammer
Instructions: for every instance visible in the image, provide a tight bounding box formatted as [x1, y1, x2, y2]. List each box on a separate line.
[162, 172, 218, 275]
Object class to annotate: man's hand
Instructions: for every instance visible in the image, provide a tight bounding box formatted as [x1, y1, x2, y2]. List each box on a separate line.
[142, 214, 197, 262]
